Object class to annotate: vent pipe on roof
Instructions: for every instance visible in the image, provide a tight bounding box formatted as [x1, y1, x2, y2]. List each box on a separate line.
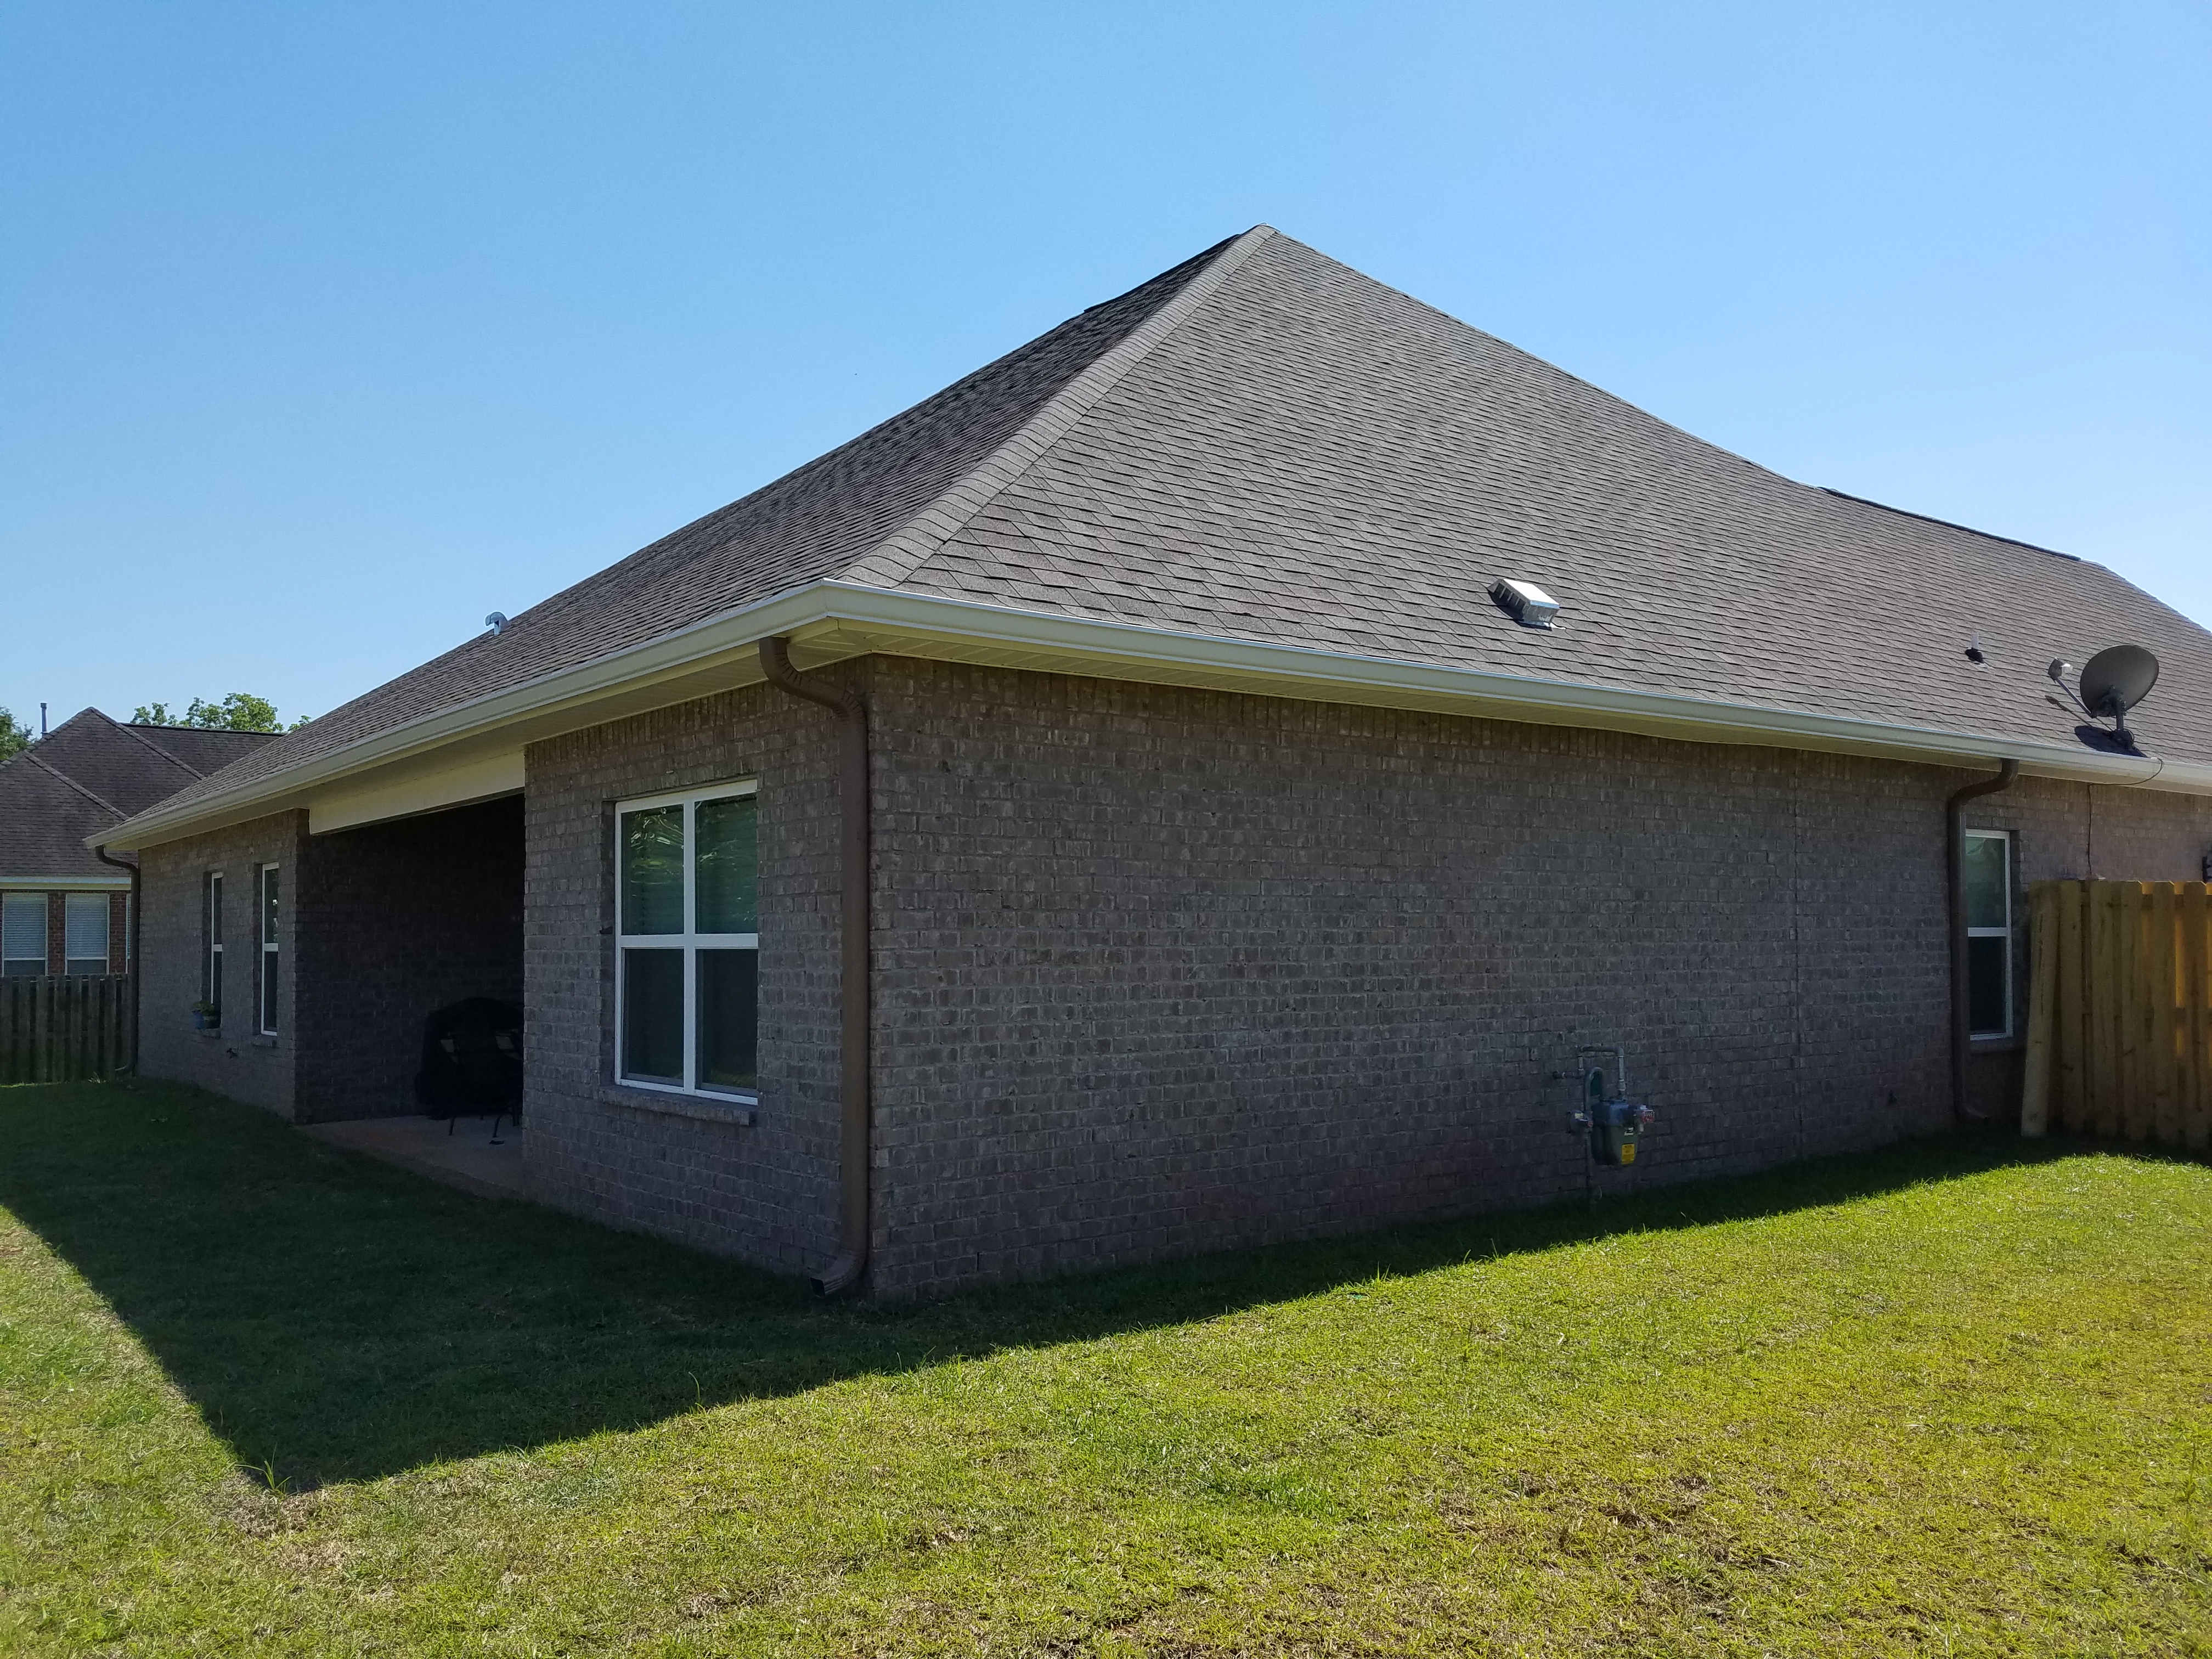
[1946, 759, 2019, 1125]
[759, 636, 872, 1295]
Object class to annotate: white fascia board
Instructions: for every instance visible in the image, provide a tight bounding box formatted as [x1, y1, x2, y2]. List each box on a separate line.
[0, 874, 132, 890]
[803, 586, 2210, 791]
[96, 579, 2212, 850]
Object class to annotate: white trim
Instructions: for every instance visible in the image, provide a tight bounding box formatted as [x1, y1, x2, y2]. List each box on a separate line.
[95, 578, 2212, 852]
[1962, 828, 2015, 1040]
[257, 862, 280, 1036]
[613, 780, 759, 1101]
[205, 870, 225, 1016]
[0, 874, 131, 890]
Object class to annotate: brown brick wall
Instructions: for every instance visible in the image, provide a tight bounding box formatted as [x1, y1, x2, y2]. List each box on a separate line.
[521, 678, 847, 1277]
[858, 659, 2212, 1296]
[125, 656, 2212, 1294]
[137, 811, 305, 1116]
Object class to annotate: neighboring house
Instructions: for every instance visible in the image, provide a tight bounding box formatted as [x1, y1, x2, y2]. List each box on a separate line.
[1, 710, 273, 979]
[100, 228, 2212, 1298]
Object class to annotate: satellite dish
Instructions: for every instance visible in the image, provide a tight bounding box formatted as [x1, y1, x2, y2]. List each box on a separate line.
[2079, 644, 2159, 724]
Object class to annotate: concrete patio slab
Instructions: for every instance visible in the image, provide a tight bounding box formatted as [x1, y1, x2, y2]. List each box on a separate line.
[301, 1114, 524, 1201]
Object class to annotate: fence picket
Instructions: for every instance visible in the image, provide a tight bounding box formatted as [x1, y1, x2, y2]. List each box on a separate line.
[2186, 883, 2211, 1153]
[2024, 882, 2212, 1149]
[2054, 882, 2085, 1132]
[0, 975, 133, 1086]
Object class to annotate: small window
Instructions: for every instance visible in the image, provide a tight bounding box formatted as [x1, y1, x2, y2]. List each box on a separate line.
[64, 894, 110, 976]
[614, 781, 758, 1097]
[1963, 829, 2013, 1039]
[205, 873, 224, 1018]
[258, 864, 280, 1035]
[2, 892, 48, 977]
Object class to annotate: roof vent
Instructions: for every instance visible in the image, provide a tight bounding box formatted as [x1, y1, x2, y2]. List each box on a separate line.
[1489, 577, 1561, 630]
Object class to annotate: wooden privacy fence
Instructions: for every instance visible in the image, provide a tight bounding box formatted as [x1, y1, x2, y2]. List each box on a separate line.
[2022, 881, 2212, 1148]
[0, 975, 134, 1086]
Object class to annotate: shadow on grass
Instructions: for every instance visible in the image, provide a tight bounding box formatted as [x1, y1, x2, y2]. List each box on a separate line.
[0, 1077, 2113, 1488]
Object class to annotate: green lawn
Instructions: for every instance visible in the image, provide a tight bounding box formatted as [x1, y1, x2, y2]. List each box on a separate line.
[1, 1081, 2207, 1656]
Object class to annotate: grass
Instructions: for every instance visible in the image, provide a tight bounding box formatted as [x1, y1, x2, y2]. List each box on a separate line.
[0, 1080, 2207, 1656]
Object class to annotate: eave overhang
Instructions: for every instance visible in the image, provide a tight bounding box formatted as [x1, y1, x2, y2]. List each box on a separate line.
[94, 579, 2212, 851]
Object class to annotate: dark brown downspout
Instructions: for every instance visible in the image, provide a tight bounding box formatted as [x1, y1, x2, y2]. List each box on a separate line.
[93, 845, 140, 1074]
[759, 637, 871, 1295]
[1946, 759, 2020, 1124]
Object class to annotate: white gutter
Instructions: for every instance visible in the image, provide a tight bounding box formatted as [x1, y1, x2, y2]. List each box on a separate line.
[97, 578, 2212, 850]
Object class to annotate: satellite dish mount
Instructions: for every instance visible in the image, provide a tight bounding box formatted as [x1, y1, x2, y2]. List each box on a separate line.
[2075, 644, 2160, 747]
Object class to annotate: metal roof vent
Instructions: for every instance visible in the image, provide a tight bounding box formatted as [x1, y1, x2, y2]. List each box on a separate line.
[1489, 577, 1561, 630]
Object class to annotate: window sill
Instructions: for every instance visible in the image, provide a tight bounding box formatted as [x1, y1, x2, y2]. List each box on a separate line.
[594, 1084, 757, 1127]
[1968, 1035, 2024, 1055]
[193, 1028, 224, 1042]
[249, 1034, 278, 1049]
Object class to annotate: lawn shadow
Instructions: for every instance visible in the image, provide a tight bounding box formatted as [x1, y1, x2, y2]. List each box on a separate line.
[0, 1077, 2115, 1489]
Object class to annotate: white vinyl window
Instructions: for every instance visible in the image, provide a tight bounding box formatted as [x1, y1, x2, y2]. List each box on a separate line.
[614, 780, 758, 1097]
[257, 864, 280, 1035]
[2, 893, 47, 977]
[1963, 829, 2013, 1039]
[64, 894, 109, 976]
[205, 872, 224, 1017]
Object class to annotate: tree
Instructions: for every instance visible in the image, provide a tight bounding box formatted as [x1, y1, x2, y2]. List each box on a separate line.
[131, 693, 309, 733]
[0, 707, 30, 762]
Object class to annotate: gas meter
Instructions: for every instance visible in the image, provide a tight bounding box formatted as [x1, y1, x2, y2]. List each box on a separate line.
[1567, 1062, 1655, 1166]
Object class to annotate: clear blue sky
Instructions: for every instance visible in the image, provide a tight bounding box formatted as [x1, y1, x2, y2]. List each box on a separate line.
[3, 1, 2206, 731]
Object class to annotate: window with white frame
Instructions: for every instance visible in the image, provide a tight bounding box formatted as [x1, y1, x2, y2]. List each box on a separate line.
[64, 894, 109, 976]
[2, 893, 47, 977]
[1963, 829, 2013, 1039]
[258, 864, 280, 1035]
[614, 781, 758, 1096]
[205, 872, 224, 1017]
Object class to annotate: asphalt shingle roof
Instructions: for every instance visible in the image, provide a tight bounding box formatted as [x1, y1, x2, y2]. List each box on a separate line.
[1, 711, 274, 876]
[142, 226, 2212, 820]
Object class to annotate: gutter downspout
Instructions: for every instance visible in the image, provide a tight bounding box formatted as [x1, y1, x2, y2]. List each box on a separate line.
[759, 637, 871, 1295]
[1946, 759, 2020, 1124]
[93, 845, 140, 1075]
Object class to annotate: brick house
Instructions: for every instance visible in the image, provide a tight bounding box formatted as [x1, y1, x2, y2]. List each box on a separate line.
[2, 710, 272, 979]
[100, 228, 2212, 1297]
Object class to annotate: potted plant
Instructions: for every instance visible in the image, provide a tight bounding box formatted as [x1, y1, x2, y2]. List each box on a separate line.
[191, 1001, 221, 1031]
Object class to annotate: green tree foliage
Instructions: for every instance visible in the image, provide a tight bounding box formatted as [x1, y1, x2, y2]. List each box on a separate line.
[131, 694, 309, 733]
[0, 707, 31, 762]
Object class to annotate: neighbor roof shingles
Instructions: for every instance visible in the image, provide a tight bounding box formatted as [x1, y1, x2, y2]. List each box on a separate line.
[0, 711, 275, 876]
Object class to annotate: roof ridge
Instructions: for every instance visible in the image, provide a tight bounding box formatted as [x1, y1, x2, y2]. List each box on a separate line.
[1817, 487, 2079, 561]
[103, 710, 210, 778]
[21, 748, 126, 820]
[840, 225, 1280, 592]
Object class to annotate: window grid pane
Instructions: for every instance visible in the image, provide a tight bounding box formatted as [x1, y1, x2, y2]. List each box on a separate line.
[696, 950, 759, 1093]
[1962, 834, 2009, 931]
[622, 949, 686, 1083]
[620, 806, 685, 935]
[695, 794, 759, 935]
